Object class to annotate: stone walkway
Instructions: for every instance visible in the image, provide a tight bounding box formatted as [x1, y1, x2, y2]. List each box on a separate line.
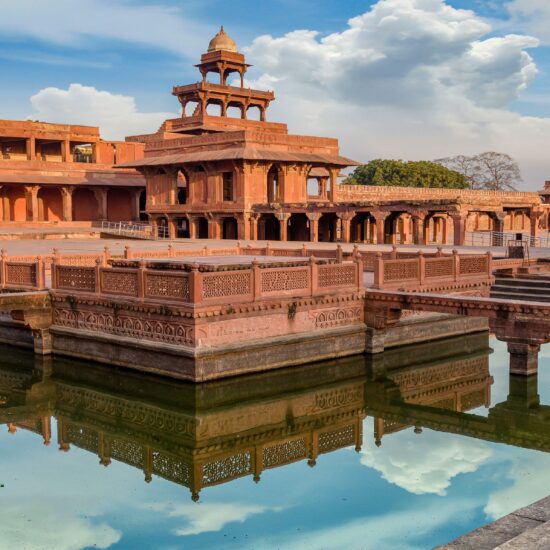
[437, 496, 550, 549]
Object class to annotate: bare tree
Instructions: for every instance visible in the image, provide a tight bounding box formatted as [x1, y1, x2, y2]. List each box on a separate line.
[435, 152, 522, 191]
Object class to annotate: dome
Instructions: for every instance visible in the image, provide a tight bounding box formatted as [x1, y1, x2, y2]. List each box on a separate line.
[207, 26, 238, 53]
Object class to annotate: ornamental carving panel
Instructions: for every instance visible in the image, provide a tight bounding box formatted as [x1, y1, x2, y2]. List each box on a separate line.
[314, 307, 362, 329]
[314, 386, 362, 410]
[318, 265, 356, 288]
[56, 266, 95, 291]
[53, 306, 196, 346]
[262, 438, 307, 468]
[202, 451, 252, 485]
[202, 272, 252, 299]
[6, 263, 36, 287]
[261, 269, 309, 293]
[152, 451, 191, 486]
[383, 260, 418, 281]
[459, 256, 488, 275]
[425, 258, 453, 278]
[318, 424, 355, 453]
[101, 271, 138, 296]
[145, 273, 190, 301]
[460, 389, 486, 411]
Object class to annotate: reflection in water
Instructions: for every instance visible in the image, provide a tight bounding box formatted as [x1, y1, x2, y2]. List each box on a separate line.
[2, 332, 550, 548]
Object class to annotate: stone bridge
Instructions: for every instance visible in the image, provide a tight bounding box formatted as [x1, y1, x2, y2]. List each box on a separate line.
[365, 289, 550, 374]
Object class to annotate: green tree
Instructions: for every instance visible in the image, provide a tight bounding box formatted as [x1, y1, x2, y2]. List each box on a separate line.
[344, 159, 467, 188]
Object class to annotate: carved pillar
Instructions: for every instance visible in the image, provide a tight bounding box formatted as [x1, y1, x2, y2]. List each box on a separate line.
[237, 214, 248, 240]
[131, 189, 141, 221]
[277, 213, 290, 241]
[530, 209, 542, 240]
[328, 168, 338, 202]
[94, 188, 108, 221]
[26, 137, 36, 160]
[249, 213, 259, 241]
[492, 213, 506, 246]
[337, 212, 353, 243]
[61, 187, 73, 222]
[188, 217, 197, 239]
[62, 140, 71, 162]
[411, 214, 425, 245]
[507, 373, 540, 409]
[167, 217, 177, 239]
[208, 216, 221, 239]
[24, 186, 39, 222]
[451, 212, 467, 246]
[306, 213, 321, 243]
[508, 342, 540, 376]
[442, 217, 450, 244]
[373, 212, 388, 245]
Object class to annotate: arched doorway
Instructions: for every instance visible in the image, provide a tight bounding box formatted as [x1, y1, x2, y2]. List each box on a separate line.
[72, 188, 99, 221]
[288, 213, 310, 241]
[37, 187, 63, 221]
[107, 189, 132, 221]
[318, 213, 338, 242]
[384, 212, 409, 244]
[350, 212, 376, 243]
[197, 217, 209, 239]
[2, 186, 27, 221]
[258, 214, 280, 240]
[222, 217, 238, 240]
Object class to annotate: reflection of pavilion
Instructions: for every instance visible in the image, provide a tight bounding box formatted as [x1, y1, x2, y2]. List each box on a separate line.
[5, 333, 550, 501]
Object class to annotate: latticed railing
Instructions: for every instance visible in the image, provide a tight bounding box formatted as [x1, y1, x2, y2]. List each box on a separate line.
[0, 251, 46, 291]
[466, 231, 550, 248]
[52, 256, 362, 304]
[373, 251, 493, 290]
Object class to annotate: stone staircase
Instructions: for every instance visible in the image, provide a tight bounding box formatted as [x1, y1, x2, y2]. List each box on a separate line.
[491, 273, 550, 303]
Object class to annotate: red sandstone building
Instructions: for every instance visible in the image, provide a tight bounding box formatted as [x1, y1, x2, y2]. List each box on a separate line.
[122, 28, 548, 245]
[0, 120, 145, 224]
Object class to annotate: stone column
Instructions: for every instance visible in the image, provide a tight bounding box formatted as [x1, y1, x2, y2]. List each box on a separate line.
[451, 212, 467, 246]
[167, 218, 177, 239]
[278, 213, 290, 241]
[24, 186, 39, 222]
[208, 216, 221, 239]
[411, 214, 425, 245]
[249, 213, 259, 241]
[26, 137, 36, 161]
[508, 342, 540, 376]
[94, 188, 108, 220]
[507, 373, 540, 409]
[307, 213, 321, 243]
[328, 169, 338, 202]
[237, 215, 248, 240]
[62, 140, 72, 162]
[338, 212, 353, 243]
[530, 210, 542, 240]
[61, 187, 74, 222]
[188, 217, 197, 239]
[131, 189, 141, 221]
[442, 217, 450, 244]
[492, 213, 506, 246]
[373, 213, 388, 245]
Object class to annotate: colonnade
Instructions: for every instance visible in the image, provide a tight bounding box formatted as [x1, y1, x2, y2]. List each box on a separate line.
[0, 185, 142, 223]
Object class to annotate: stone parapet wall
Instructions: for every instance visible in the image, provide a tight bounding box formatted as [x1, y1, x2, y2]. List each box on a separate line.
[337, 184, 542, 206]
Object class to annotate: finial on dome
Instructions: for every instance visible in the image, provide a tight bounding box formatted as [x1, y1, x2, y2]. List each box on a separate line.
[207, 26, 238, 53]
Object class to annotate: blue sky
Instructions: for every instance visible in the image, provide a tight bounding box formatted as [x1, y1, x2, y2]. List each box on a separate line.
[1, 0, 549, 189]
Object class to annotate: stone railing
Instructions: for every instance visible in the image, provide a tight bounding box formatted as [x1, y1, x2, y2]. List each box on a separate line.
[373, 251, 493, 290]
[0, 251, 46, 291]
[337, 184, 542, 205]
[52, 257, 362, 305]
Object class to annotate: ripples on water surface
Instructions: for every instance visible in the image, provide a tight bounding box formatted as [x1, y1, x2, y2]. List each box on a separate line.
[0, 333, 549, 550]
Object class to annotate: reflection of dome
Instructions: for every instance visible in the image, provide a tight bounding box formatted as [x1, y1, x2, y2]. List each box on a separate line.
[207, 26, 238, 53]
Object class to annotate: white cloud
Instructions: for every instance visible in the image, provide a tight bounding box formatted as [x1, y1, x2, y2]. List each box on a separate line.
[361, 428, 492, 495]
[29, 83, 177, 140]
[246, 0, 550, 189]
[151, 501, 282, 536]
[508, 0, 550, 44]
[0, 0, 211, 59]
[0, 501, 121, 550]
